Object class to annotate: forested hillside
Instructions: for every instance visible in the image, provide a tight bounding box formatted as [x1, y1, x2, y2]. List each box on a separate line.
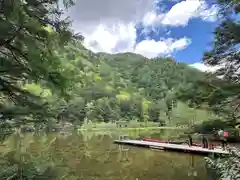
[2, 40, 219, 129]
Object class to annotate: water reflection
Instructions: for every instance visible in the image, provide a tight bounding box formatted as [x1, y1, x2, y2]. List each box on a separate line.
[0, 129, 208, 180]
[187, 156, 198, 177]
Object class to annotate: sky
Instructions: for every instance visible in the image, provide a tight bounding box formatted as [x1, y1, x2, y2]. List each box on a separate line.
[64, 0, 220, 72]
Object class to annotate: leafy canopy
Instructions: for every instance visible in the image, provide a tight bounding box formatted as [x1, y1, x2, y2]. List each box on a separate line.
[0, 0, 83, 121]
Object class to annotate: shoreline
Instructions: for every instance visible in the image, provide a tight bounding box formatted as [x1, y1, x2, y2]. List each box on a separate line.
[77, 126, 187, 131]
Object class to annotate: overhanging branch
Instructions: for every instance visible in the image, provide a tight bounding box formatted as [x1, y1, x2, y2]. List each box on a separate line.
[0, 27, 22, 47]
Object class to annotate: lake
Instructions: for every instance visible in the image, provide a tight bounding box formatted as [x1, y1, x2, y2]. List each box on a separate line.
[0, 129, 209, 180]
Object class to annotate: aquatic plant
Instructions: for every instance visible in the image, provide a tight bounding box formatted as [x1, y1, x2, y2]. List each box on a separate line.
[205, 147, 240, 180]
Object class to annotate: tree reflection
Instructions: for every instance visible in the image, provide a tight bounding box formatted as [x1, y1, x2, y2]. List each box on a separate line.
[0, 130, 208, 180]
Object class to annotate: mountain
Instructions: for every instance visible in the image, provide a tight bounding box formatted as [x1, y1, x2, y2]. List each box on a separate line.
[17, 42, 219, 126]
[48, 45, 218, 126]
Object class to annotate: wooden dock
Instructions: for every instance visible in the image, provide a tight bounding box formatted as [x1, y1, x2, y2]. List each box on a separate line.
[114, 140, 229, 155]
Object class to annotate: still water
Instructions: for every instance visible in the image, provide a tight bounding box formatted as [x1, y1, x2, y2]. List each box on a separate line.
[1, 129, 209, 180]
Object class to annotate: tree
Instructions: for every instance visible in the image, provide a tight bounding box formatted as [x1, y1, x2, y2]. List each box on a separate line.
[177, 0, 240, 125]
[0, 0, 83, 122]
[203, 0, 239, 82]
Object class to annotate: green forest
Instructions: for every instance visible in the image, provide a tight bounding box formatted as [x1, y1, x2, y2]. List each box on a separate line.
[0, 0, 240, 179]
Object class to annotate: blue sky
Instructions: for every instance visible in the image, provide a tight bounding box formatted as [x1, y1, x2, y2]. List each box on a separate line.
[135, 20, 218, 64]
[161, 18, 218, 64]
[67, 0, 219, 71]
[135, 0, 219, 64]
[172, 20, 217, 64]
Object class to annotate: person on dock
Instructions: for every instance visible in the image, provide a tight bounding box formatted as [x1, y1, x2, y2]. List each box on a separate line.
[218, 129, 228, 150]
[218, 129, 224, 137]
[201, 135, 208, 148]
[188, 134, 193, 147]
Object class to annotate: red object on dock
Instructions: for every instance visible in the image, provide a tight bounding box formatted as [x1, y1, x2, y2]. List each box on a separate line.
[223, 131, 229, 137]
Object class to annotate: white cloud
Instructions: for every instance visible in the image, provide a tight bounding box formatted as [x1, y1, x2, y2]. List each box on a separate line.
[65, 0, 156, 53]
[83, 23, 136, 53]
[199, 4, 219, 22]
[189, 62, 220, 72]
[162, 0, 202, 26]
[63, 0, 204, 57]
[134, 37, 191, 58]
[143, 0, 219, 27]
[170, 37, 192, 51]
[142, 11, 164, 27]
[66, 0, 155, 24]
